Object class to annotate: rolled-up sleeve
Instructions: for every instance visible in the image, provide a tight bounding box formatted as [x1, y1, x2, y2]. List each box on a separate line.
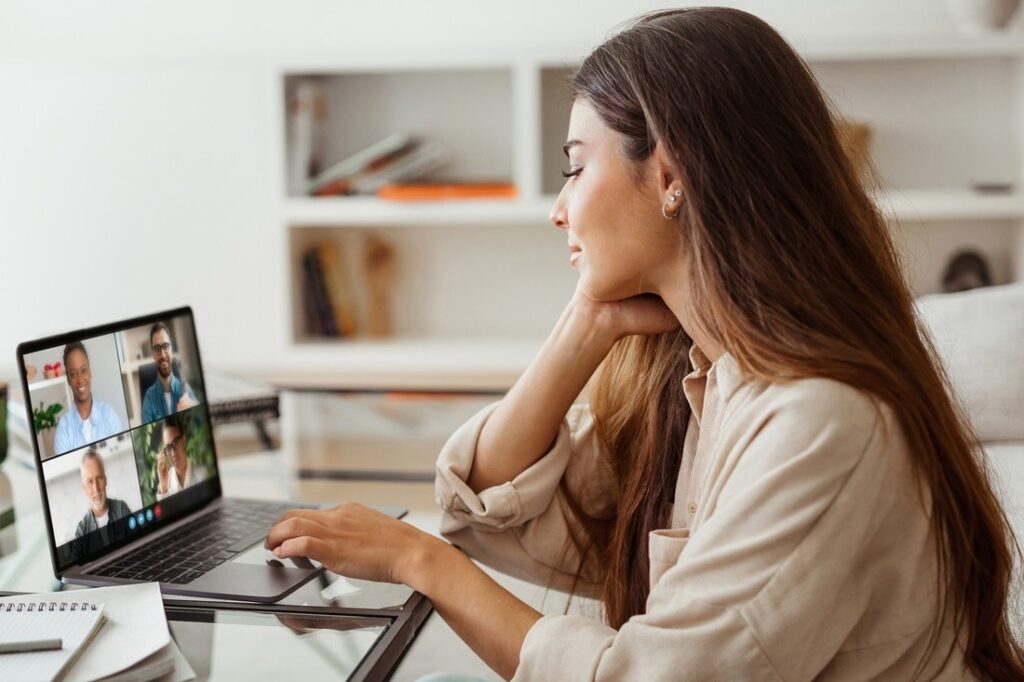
[436, 402, 615, 594]
[512, 384, 913, 681]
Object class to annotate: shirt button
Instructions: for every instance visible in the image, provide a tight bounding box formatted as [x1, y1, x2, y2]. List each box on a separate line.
[687, 501, 697, 516]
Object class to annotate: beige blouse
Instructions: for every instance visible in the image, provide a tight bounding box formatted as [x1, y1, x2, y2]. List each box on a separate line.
[435, 348, 975, 680]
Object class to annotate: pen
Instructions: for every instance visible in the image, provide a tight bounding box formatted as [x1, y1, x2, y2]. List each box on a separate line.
[0, 638, 63, 654]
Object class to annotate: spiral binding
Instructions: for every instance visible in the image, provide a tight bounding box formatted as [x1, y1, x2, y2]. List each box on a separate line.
[2, 601, 98, 612]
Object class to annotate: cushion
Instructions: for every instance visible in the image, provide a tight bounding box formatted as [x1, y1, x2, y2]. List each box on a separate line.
[916, 283, 1024, 443]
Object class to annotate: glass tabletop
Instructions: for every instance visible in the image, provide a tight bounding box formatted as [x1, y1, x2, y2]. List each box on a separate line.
[166, 607, 391, 680]
[0, 387, 502, 680]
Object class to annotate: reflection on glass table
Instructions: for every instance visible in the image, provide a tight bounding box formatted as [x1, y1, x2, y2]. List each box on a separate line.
[166, 607, 389, 680]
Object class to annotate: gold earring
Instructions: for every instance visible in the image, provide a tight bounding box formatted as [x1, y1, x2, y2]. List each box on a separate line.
[662, 189, 682, 219]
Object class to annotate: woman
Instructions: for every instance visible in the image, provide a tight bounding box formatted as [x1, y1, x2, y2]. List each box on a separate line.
[267, 8, 1023, 680]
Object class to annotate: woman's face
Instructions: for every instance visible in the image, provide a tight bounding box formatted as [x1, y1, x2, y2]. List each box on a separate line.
[549, 99, 684, 301]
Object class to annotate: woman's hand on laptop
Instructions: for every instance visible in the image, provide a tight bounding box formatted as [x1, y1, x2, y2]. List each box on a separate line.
[265, 502, 446, 585]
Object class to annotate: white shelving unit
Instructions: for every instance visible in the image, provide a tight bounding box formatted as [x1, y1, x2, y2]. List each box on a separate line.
[271, 33, 1024, 388]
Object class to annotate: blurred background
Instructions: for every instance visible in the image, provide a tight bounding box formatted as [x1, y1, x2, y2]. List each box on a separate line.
[1, 0, 1022, 388]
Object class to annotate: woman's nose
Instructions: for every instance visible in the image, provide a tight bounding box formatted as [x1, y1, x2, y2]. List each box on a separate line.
[549, 188, 568, 230]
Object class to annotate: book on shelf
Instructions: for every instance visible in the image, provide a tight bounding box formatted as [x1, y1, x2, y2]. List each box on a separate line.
[308, 135, 451, 196]
[301, 245, 339, 337]
[376, 181, 518, 201]
[317, 241, 359, 336]
[308, 133, 418, 196]
[299, 242, 359, 339]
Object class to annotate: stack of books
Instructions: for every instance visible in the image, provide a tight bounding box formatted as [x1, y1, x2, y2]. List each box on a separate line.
[306, 133, 452, 197]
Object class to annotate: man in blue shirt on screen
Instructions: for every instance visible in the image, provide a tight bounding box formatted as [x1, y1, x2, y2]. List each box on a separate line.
[141, 322, 198, 424]
[53, 342, 125, 455]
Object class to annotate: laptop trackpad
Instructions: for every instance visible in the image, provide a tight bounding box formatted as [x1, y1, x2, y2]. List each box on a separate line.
[187, 555, 322, 603]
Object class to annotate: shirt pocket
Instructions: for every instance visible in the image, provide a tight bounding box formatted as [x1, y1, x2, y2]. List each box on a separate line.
[648, 527, 691, 589]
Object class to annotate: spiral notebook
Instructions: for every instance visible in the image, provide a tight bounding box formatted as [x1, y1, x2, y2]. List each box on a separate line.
[0, 598, 106, 682]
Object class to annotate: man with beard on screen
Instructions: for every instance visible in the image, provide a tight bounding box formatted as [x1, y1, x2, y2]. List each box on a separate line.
[141, 322, 198, 424]
[70, 449, 131, 560]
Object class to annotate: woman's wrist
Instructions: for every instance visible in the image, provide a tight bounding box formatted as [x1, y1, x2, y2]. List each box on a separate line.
[564, 293, 620, 353]
[397, 534, 464, 595]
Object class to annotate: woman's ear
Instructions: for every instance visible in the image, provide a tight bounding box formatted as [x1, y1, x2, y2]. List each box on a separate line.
[652, 142, 684, 217]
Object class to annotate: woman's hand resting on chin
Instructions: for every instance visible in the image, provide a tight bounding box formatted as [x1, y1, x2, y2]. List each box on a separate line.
[571, 283, 681, 343]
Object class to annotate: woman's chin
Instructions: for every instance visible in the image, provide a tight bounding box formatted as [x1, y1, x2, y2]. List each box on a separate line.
[578, 277, 635, 303]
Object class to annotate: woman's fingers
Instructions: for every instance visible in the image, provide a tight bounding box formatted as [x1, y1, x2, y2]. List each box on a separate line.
[265, 508, 336, 548]
[265, 515, 335, 551]
[274, 535, 332, 565]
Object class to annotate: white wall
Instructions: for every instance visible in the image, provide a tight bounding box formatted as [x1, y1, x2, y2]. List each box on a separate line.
[0, 0, 1017, 376]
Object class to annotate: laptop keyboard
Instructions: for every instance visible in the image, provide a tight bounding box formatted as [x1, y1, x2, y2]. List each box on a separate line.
[93, 499, 318, 585]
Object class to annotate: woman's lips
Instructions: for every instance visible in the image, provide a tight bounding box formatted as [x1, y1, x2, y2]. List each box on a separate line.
[568, 244, 582, 265]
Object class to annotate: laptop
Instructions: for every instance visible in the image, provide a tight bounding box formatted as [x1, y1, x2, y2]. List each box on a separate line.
[17, 305, 402, 603]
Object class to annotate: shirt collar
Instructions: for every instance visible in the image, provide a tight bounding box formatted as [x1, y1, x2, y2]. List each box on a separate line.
[682, 344, 747, 422]
[66, 399, 96, 426]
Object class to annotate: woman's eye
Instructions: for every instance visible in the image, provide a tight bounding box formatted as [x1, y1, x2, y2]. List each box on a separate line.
[561, 167, 582, 179]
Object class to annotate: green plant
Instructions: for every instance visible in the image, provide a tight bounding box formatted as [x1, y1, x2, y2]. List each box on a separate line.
[33, 401, 63, 431]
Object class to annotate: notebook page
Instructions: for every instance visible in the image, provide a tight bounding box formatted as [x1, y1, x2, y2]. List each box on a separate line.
[0, 599, 105, 682]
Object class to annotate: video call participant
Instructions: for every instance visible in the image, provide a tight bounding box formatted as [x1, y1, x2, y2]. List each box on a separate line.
[156, 415, 208, 501]
[141, 322, 198, 423]
[54, 342, 125, 454]
[72, 449, 131, 557]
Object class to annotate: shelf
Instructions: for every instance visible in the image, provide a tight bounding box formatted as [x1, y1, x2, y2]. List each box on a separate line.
[226, 338, 544, 391]
[796, 33, 1024, 62]
[284, 190, 1023, 228]
[875, 189, 1024, 221]
[284, 196, 553, 226]
[25, 375, 67, 390]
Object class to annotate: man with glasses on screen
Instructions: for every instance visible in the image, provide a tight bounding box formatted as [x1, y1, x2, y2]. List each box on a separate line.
[141, 322, 197, 424]
[156, 415, 207, 500]
[54, 342, 125, 455]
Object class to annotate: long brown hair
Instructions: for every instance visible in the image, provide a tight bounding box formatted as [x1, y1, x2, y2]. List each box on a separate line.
[560, 7, 1024, 679]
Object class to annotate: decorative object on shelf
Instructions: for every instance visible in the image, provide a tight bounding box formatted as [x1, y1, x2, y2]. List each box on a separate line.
[24, 364, 36, 381]
[945, 0, 1022, 32]
[43, 362, 62, 379]
[942, 250, 993, 292]
[836, 119, 872, 181]
[0, 381, 7, 466]
[287, 78, 327, 196]
[363, 234, 397, 338]
[377, 181, 518, 201]
[32, 401, 63, 457]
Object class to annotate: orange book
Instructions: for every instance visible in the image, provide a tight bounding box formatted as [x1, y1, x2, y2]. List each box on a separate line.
[376, 182, 518, 201]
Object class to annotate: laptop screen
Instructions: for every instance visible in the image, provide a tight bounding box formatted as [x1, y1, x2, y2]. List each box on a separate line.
[17, 307, 222, 574]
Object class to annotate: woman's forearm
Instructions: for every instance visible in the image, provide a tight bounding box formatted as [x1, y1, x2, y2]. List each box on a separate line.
[406, 539, 542, 679]
[468, 298, 615, 493]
